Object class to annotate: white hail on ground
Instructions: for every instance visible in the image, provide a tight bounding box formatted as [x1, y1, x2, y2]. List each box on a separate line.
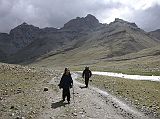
[77, 71, 160, 82]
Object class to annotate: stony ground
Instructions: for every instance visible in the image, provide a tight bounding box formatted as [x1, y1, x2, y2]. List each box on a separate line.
[81, 74, 160, 118]
[0, 63, 59, 119]
[0, 63, 157, 119]
[39, 73, 153, 119]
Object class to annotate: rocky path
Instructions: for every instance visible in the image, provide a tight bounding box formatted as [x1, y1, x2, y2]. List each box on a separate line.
[39, 73, 152, 119]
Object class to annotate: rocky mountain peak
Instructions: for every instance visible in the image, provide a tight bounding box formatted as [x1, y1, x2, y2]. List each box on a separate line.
[114, 18, 125, 23]
[111, 18, 138, 28]
[12, 22, 39, 30]
[9, 22, 40, 49]
[21, 22, 28, 26]
[62, 14, 100, 31]
[85, 14, 99, 22]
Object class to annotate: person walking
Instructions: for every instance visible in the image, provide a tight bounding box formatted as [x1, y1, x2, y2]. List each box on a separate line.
[58, 68, 73, 104]
[82, 66, 92, 88]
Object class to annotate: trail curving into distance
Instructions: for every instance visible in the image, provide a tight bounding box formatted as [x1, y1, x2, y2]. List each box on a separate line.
[77, 71, 160, 82]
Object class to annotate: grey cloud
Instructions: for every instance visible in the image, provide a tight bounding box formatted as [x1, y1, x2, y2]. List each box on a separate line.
[132, 4, 160, 31]
[0, 0, 159, 33]
[0, 0, 123, 32]
[28, 0, 122, 28]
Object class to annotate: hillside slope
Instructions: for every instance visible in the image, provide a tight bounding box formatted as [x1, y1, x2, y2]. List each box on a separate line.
[31, 19, 160, 69]
[0, 15, 160, 66]
[149, 29, 160, 40]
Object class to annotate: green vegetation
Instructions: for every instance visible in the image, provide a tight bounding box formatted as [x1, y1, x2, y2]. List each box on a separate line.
[76, 75, 160, 117]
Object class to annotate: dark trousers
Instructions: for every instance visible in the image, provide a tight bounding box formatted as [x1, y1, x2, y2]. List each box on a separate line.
[62, 88, 70, 101]
[85, 77, 89, 87]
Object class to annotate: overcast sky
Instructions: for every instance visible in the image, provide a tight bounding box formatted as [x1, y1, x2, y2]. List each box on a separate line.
[0, 0, 160, 33]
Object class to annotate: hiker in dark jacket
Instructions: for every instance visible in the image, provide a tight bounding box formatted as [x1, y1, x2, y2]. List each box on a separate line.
[59, 68, 73, 103]
[82, 66, 92, 88]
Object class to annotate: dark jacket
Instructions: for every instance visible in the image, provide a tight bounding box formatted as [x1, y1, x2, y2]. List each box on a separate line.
[82, 69, 92, 78]
[59, 74, 73, 89]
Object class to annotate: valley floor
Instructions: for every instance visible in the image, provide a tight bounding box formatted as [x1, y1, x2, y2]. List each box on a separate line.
[39, 73, 152, 119]
[0, 63, 158, 119]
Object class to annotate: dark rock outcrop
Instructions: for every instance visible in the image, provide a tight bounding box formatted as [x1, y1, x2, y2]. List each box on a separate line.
[0, 33, 16, 55]
[9, 22, 41, 50]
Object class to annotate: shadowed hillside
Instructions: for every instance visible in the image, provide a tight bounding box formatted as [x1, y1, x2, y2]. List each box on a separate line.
[0, 15, 160, 74]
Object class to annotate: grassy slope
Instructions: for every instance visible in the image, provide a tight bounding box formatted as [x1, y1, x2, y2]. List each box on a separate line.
[29, 25, 160, 70]
[93, 45, 160, 75]
[76, 75, 160, 118]
[31, 44, 160, 76]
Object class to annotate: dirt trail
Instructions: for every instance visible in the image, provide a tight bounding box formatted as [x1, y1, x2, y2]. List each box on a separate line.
[38, 73, 152, 119]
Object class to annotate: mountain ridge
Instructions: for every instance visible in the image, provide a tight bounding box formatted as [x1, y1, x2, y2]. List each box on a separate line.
[0, 14, 160, 64]
[149, 29, 160, 40]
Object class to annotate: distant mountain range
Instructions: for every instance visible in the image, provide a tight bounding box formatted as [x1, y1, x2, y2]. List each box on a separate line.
[149, 29, 160, 40]
[0, 14, 160, 64]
